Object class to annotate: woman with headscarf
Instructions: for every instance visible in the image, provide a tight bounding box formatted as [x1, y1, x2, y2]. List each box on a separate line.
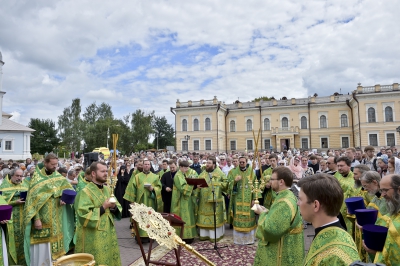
[377, 154, 389, 178]
[114, 165, 131, 218]
[289, 156, 303, 180]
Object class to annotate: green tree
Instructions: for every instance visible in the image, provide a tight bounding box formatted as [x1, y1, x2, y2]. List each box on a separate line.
[252, 96, 273, 102]
[152, 116, 174, 149]
[131, 109, 154, 151]
[28, 118, 60, 154]
[57, 98, 83, 151]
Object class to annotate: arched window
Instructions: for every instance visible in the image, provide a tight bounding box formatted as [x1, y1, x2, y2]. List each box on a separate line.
[385, 106, 393, 122]
[205, 118, 211, 131]
[282, 117, 288, 128]
[320, 115, 327, 128]
[264, 118, 270, 131]
[230, 120, 236, 132]
[193, 118, 199, 131]
[368, 107, 376, 123]
[341, 114, 348, 127]
[301, 116, 307, 129]
[246, 119, 252, 131]
[182, 119, 187, 131]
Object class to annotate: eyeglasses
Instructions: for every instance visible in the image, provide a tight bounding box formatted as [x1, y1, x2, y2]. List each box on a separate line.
[381, 188, 395, 194]
[14, 175, 23, 177]
[279, 163, 285, 165]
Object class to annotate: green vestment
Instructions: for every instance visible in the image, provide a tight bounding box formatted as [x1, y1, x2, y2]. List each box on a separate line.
[123, 171, 163, 237]
[304, 226, 360, 266]
[196, 168, 228, 239]
[76, 171, 90, 194]
[227, 167, 257, 233]
[0, 177, 29, 265]
[334, 171, 356, 236]
[158, 169, 169, 179]
[262, 167, 276, 209]
[373, 213, 400, 266]
[171, 169, 199, 239]
[23, 167, 74, 265]
[254, 189, 304, 266]
[74, 182, 122, 266]
[0, 196, 17, 266]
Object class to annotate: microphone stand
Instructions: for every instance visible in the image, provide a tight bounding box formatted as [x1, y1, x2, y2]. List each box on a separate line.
[199, 172, 228, 258]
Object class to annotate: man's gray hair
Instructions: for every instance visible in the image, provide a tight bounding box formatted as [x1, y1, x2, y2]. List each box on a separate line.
[354, 164, 370, 175]
[360, 171, 381, 184]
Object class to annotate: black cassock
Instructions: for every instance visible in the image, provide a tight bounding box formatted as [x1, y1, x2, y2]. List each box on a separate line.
[161, 171, 176, 213]
[115, 170, 131, 218]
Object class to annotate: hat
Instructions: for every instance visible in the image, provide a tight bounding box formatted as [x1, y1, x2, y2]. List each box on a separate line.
[345, 197, 365, 214]
[20, 191, 28, 200]
[61, 190, 77, 204]
[0, 205, 12, 220]
[363, 224, 388, 251]
[355, 209, 378, 226]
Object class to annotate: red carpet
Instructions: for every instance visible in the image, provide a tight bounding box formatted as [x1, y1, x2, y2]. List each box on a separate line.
[130, 236, 257, 266]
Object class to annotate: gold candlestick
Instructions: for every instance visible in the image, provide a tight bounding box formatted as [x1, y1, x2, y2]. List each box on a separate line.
[107, 134, 119, 203]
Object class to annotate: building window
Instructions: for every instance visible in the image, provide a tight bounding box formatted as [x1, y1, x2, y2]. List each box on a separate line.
[264, 118, 270, 131]
[246, 119, 252, 131]
[182, 119, 187, 131]
[205, 118, 211, 131]
[193, 119, 199, 131]
[368, 107, 376, 123]
[301, 138, 308, 149]
[341, 114, 348, 127]
[385, 106, 393, 122]
[369, 134, 378, 146]
[342, 137, 349, 148]
[387, 133, 395, 146]
[320, 115, 327, 128]
[193, 140, 199, 151]
[230, 120, 236, 132]
[282, 117, 288, 128]
[247, 140, 253, 150]
[321, 137, 328, 148]
[264, 139, 271, 150]
[182, 141, 188, 151]
[205, 140, 212, 150]
[230, 140, 236, 150]
[5, 141, 12, 151]
[301, 116, 307, 129]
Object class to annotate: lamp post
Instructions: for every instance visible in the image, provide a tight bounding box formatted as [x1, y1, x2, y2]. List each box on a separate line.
[184, 135, 190, 151]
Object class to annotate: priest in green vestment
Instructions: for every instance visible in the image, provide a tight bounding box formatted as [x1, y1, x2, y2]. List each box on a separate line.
[197, 157, 228, 241]
[124, 160, 163, 239]
[158, 159, 169, 179]
[228, 156, 257, 245]
[23, 154, 75, 266]
[0, 195, 17, 266]
[363, 174, 400, 266]
[253, 167, 304, 266]
[170, 160, 199, 242]
[0, 169, 29, 265]
[126, 160, 143, 189]
[298, 173, 360, 266]
[334, 156, 356, 236]
[76, 167, 92, 194]
[262, 153, 278, 210]
[74, 161, 122, 266]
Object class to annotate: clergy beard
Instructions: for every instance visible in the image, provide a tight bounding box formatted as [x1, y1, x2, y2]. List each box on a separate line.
[354, 180, 362, 189]
[387, 190, 400, 216]
[240, 167, 247, 171]
[206, 166, 214, 173]
[368, 189, 379, 197]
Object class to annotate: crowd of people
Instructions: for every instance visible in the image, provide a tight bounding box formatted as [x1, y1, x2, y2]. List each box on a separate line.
[0, 144, 399, 265]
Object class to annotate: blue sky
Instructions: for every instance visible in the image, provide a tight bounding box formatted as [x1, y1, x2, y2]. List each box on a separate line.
[0, 0, 399, 128]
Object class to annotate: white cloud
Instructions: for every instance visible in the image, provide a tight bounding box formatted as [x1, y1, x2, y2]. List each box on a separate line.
[0, 0, 399, 127]
[9, 111, 21, 123]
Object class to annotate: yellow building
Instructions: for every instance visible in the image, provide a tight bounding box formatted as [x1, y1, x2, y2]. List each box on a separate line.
[171, 83, 399, 153]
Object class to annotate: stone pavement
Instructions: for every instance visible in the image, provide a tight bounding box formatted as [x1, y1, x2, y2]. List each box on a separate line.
[115, 218, 315, 266]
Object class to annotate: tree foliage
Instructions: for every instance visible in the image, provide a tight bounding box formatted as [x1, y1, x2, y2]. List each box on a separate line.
[28, 118, 60, 154]
[252, 96, 273, 102]
[57, 98, 83, 151]
[152, 116, 174, 149]
[131, 109, 154, 150]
